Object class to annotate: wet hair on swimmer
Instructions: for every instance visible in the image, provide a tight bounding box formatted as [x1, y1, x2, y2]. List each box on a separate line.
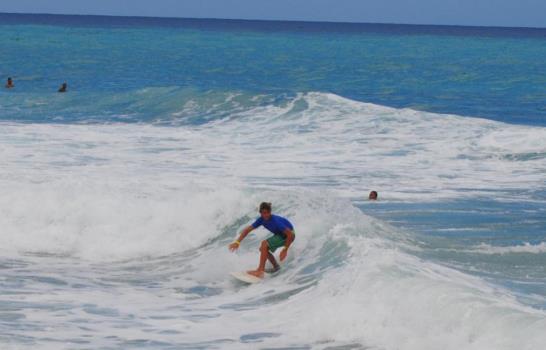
[259, 202, 272, 212]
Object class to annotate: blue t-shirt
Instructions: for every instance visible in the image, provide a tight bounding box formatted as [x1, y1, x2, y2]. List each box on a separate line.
[251, 214, 294, 238]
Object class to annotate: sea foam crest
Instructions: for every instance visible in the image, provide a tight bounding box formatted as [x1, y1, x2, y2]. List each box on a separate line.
[472, 242, 546, 254]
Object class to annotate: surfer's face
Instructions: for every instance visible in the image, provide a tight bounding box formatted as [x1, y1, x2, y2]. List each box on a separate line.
[260, 210, 272, 221]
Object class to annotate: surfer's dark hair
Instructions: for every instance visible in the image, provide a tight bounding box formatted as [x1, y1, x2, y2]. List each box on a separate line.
[259, 202, 272, 212]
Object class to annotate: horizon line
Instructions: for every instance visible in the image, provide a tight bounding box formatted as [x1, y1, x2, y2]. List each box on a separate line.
[1, 11, 546, 31]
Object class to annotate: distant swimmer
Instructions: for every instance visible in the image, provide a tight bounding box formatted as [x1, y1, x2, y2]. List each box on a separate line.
[58, 82, 67, 93]
[369, 191, 378, 200]
[5, 77, 14, 89]
[229, 202, 295, 279]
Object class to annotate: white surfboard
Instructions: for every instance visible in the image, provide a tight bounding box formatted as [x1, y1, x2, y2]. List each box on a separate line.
[230, 271, 263, 284]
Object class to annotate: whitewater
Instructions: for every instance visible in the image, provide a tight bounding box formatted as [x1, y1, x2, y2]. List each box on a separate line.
[2, 13, 546, 350]
[1, 90, 546, 349]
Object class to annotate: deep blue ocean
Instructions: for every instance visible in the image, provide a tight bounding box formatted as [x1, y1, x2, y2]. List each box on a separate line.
[0, 13, 545, 350]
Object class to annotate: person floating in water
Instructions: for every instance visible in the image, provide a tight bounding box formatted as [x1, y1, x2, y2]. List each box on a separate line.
[5, 77, 14, 89]
[58, 82, 67, 92]
[369, 191, 378, 200]
[229, 202, 295, 279]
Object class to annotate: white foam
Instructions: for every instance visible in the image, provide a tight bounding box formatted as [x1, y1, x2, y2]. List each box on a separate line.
[1, 188, 544, 349]
[472, 242, 546, 255]
[117, 195, 546, 350]
[1, 93, 546, 348]
[1, 92, 546, 259]
[186, 91, 546, 201]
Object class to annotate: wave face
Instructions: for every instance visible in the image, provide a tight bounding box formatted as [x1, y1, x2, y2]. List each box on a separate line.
[1, 90, 546, 349]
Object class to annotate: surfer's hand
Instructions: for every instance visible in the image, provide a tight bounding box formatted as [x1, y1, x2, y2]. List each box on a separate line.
[280, 247, 288, 262]
[229, 241, 240, 252]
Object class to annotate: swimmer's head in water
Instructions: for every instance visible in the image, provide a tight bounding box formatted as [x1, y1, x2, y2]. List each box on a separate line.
[369, 191, 378, 200]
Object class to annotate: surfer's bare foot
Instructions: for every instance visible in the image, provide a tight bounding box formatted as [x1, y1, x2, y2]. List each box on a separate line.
[247, 270, 264, 278]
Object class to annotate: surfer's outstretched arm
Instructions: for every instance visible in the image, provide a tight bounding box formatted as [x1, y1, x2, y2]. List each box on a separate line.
[229, 225, 254, 251]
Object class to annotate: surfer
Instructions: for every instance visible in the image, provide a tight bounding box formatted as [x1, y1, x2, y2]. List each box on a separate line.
[229, 202, 295, 279]
[58, 82, 67, 93]
[5, 77, 14, 89]
[369, 190, 378, 200]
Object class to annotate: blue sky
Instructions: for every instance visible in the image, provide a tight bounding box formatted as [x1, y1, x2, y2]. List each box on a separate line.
[1, 0, 545, 28]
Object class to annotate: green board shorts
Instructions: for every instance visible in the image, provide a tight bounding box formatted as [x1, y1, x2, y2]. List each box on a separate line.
[267, 231, 295, 252]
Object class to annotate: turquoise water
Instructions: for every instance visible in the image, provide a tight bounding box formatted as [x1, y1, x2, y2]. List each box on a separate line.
[1, 13, 545, 350]
[2, 14, 546, 124]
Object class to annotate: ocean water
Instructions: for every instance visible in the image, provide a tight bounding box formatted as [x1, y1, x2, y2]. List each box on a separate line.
[0, 13, 545, 350]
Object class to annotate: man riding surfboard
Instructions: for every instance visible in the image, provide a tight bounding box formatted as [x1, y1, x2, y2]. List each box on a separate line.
[229, 202, 295, 279]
